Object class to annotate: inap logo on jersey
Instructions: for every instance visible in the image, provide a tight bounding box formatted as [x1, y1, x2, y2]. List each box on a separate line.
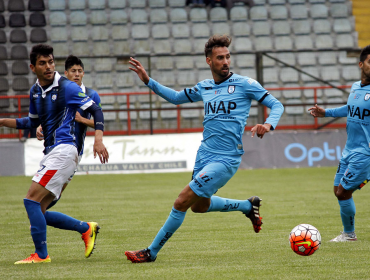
[365, 93, 370, 101]
[348, 105, 370, 120]
[228, 85, 235, 94]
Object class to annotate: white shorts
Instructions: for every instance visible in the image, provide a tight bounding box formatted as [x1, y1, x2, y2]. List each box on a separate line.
[65, 154, 83, 184]
[32, 144, 78, 198]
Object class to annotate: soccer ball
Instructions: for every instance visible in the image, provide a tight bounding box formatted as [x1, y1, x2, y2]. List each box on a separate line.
[289, 224, 321, 256]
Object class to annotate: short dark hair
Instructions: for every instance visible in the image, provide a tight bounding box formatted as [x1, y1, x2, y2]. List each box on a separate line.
[204, 35, 232, 57]
[360, 45, 370, 62]
[65, 55, 84, 71]
[30, 44, 54, 66]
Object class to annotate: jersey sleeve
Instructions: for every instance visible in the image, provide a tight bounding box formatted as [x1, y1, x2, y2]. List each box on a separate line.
[243, 78, 269, 101]
[91, 91, 102, 109]
[146, 78, 202, 104]
[325, 105, 347, 118]
[65, 82, 95, 110]
[16, 93, 40, 129]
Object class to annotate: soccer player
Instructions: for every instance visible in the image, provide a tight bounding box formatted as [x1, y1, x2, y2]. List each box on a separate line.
[35, 55, 103, 258]
[0, 44, 109, 264]
[308, 45, 370, 242]
[125, 35, 284, 262]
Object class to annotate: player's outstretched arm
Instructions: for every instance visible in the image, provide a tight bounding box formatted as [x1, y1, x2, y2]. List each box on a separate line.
[129, 57, 150, 84]
[93, 130, 109, 164]
[36, 125, 44, 140]
[308, 104, 326, 118]
[0, 118, 17, 128]
[251, 123, 271, 139]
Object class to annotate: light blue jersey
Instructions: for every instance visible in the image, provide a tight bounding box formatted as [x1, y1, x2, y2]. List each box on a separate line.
[326, 81, 370, 156]
[147, 73, 284, 156]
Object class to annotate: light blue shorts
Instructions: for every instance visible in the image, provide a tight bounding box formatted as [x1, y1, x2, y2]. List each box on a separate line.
[189, 148, 241, 198]
[334, 152, 370, 191]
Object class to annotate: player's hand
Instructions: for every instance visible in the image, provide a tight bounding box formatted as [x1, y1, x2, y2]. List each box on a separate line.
[36, 125, 44, 140]
[75, 111, 83, 123]
[129, 57, 150, 84]
[308, 104, 325, 118]
[251, 123, 271, 139]
[93, 140, 109, 164]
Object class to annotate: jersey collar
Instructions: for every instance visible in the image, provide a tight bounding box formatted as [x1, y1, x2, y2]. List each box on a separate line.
[214, 72, 233, 85]
[36, 71, 62, 98]
[80, 82, 86, 93]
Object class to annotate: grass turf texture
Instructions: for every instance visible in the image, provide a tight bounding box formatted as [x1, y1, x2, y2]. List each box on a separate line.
[1, 167, 370, 280]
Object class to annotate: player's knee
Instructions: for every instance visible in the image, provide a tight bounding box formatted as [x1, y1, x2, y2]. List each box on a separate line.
[190, 204, 208, 213]
[335, 187, 352, 200]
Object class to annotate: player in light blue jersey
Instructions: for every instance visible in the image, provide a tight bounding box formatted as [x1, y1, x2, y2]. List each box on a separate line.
[309, 45, 370, 242]
[0, 45, 109, 264]
[125, 35, 284, 262]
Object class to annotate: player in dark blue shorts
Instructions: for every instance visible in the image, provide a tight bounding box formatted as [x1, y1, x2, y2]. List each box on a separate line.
[309, 45, 370, 242]
[125, 35, 284, 262]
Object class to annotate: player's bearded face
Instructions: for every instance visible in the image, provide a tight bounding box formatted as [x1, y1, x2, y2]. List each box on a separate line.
[360, 54, 370, 83]
[208, 47, 231, 79]
[32, 54, 55, 84]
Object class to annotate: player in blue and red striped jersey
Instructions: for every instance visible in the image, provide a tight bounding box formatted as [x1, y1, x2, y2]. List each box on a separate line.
[0, 44, 109, 264]
[125, 35, 284, 262]
[309, 45, 370, 242]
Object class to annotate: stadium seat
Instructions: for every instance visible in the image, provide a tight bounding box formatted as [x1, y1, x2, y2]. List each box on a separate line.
[71, 27, 88, 42]
[190, 8, 208, 23]
[28, 0, 45, 11]
[230, 6, 248, 21]
[254, 37, 272, 50]
[287, 0, 305, 3]
[108, 0, 126, 8]
[12, 61, 29, 75]
[290, 5, 308, 20]
[9, 14, 26, 27]
[69, 0, 85, 10]
[323, 87, 343, 98]
[275, 37, 293, 50]
[310, 4, 328, 19]
[170, 8, 188, 23]
[330, 4, 348, 18]
[294, 36, 313, 50]
[95, 73, 113, 89]
[338, 51, 357, 65]
[232, 22, 251, 37]
[270, 6, 288, 20]
[12, 77, 29, 91]
[292, 20, 311, 35]
[149, 0, 166, 8]
[153, 39, 172, 54]
[0, 46, 7, 59]
[252, 22, 270, 36]
[0, 15, 5, 28]
[168, 0, 186, 7]
[0, 61, 7, 75]
[0, 91, 10, 109]
[318, 52, 336, 65]
[272, 21, 291, 36]
[127, 0, 146, 8]
[93, 42, 111, 55]
[88, 0, 106, 10]
[139, 103, 158, 120]
[277, 52, 296, 65]
[91, 26, 109, 41]
[111, 26, 129, 40]
[175, 56, 193, 70]
[297, 52, 317, 66]
[263, 68, 279, 83]
[30, 28, 47, 43]
[300, 66, 320, 82]
[8, 0, 25, 12]
[336, 34, 355, 48]
[315, 35, 334, 49]
[253, 0, 267, 5]
[48, 0, 65, 11]
[233, 37, 253, 52]
[90, 11, 108, 25]
[53, 42, 69, 57]
[70, 11, 87, 26]
[0, 30, 6, 43]
[110, 10, 128, 25]
[152, 70, 176, 86]
[211, 23, 230, 36]
[174, 39, 192, 54]
[262, 54, 277, 67]
[321, 66, 340, 81]
[153, 57, 173, 70]
[197, 69, 210, 81]
[0, 0, 4, 12]
[152, 24, 170, 39]
[250, 6, 268, 21]
[195, 57, 210, 69]
[172, 24, 190, 39]
[280, 68, 299, 83]
[282, 85, 302, 99]
[11, 45, 28, 59]
[210, 7, 228, 22]
[341, 65, 360, 81]
[180, 102, 201, 119]
[329, 0, 346, 2]
[94, 58, 114, 72]
[285, 99, 304, 115]
[192, 23, 210, 38]
[13, 92, 30, 108]
[333, 19, 352, 34]
[0, 78, 9, 92]
[178, 70, 196, 86]
[29, 13, 46, 27]
[310, 0, 326, 3]
[131, 25, 150, 39]
[131, 9, 148, 24]
[133, 40, 150, 54]
[115, 72, 134, 88]
[49, 12, 67, 26]
[50, 27, 68, 42]
[269, 0, 286, 4]
[160, 103, 177, 119]
[150, 9, 168, 24]
[313, 19, 331, 34]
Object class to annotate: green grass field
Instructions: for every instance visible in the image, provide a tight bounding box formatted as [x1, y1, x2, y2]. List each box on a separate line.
[1, 167, 370, 280]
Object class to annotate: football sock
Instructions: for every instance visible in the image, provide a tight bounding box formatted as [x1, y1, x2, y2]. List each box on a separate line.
[338, 198, 356, 233]
[44, 211, 89, 234]
[148, 207, 186, 259]
[24, 198, 48, 259]
[206, 196, 252, 214]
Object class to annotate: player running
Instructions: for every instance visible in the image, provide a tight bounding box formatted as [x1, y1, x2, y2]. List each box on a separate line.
[36, 55, 103, 258]
[0, 44, 109, 264]
[125, 35, 284, 262]
[309, 45, 370, 242]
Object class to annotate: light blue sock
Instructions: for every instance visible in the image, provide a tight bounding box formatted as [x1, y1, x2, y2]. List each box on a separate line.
[24, 198, 48, 259]
[207, 196, 252, 214]
[148, 207, 186, 259]
[338, 198, 356, 233]
[44, 211, 89, 234]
